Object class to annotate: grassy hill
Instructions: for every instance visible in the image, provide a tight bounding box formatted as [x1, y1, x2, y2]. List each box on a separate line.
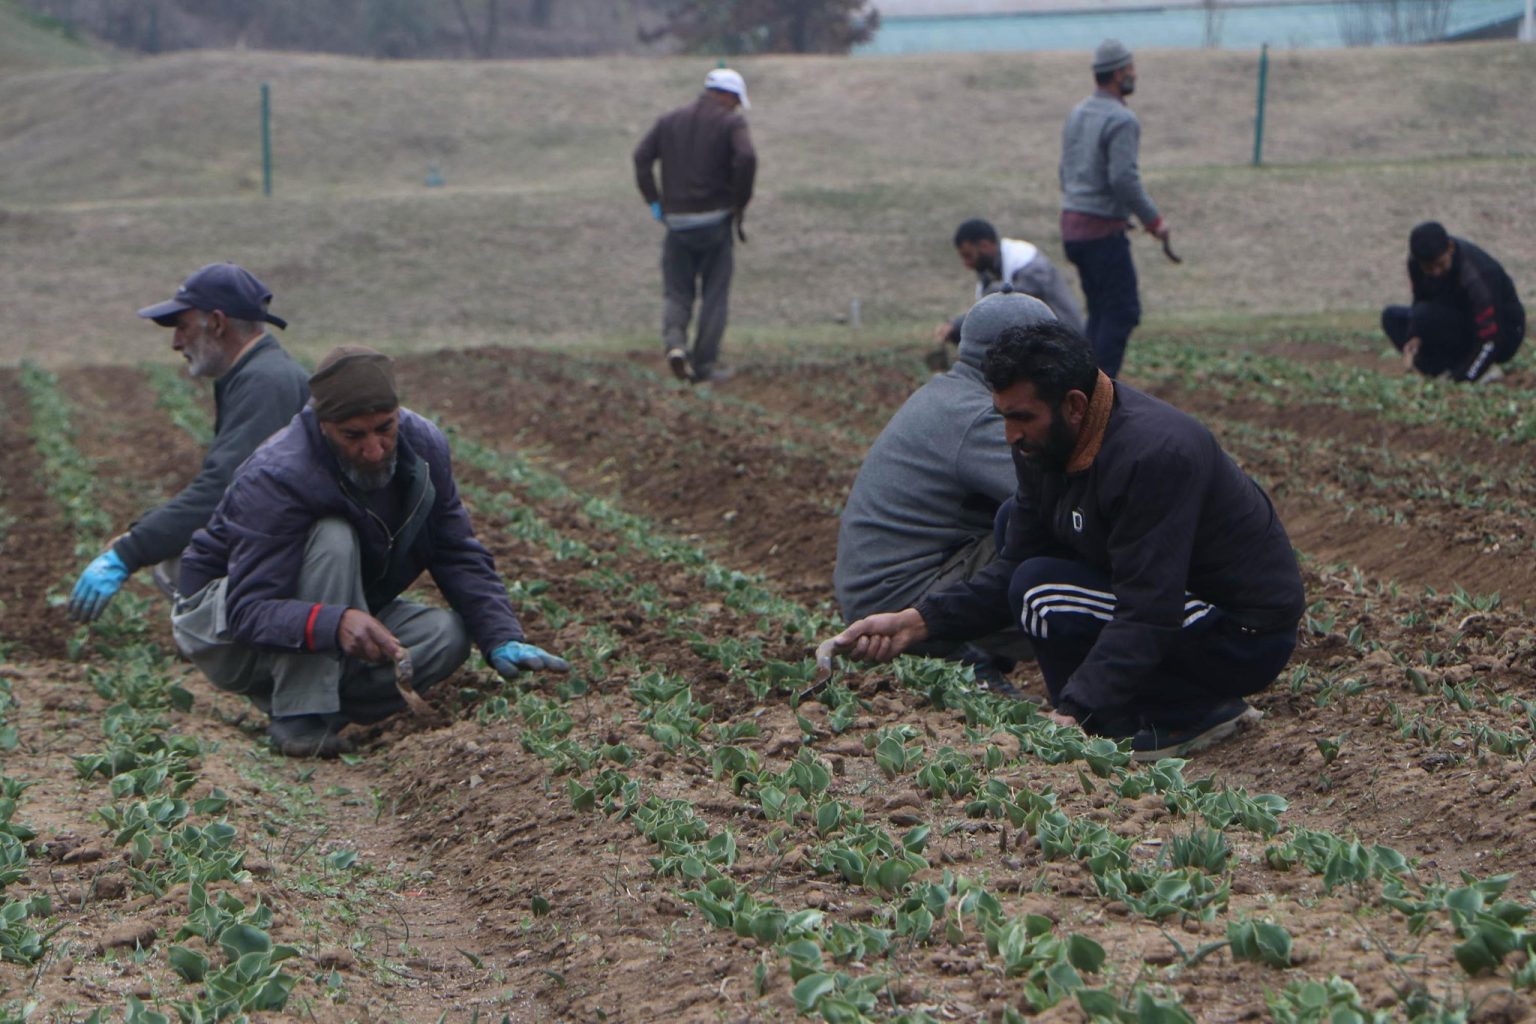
[0, 0, 109, 75]
[0, 41, 1532, 365]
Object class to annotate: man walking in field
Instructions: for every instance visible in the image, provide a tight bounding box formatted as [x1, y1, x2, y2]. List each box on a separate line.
[933, 219, 1085, 348]
[837, 291, 1056, 695]
[67, 263, 309, 623]
[172, 346, 568, 758]
[1382, 221, 1524, 383]
[830, 321, 1304, 762]
[633, 67, 757, 385]
[1059, 39, 1169, 378]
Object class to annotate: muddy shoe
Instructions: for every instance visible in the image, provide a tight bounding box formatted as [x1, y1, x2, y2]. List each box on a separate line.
[968, 661, 1038, 703]
[666, 347, 694, 382]
[694, 365, 735, 385]
[1130, 700, 1262, 763]
[267, 715, 352, 759]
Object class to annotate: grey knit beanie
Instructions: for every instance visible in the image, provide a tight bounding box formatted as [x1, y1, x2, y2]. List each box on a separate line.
[957, 289, 1058, 369]
[1092, 39, 1134, 74]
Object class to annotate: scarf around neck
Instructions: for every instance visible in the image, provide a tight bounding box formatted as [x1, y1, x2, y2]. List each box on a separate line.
[1065, 370, 1115, 474]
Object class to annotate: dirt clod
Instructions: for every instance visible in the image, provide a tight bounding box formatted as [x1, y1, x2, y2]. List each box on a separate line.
[61, 846, 105, 865]
[95, 921, 158, 954]
[317, 949, 357, 970]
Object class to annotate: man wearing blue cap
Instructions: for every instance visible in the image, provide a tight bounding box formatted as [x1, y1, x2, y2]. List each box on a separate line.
[66, 263, 310, 623]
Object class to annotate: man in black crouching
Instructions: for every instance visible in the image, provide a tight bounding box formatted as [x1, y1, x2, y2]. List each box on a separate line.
[1383, 221, 1524, 383]
[829, 320, 1305, 761]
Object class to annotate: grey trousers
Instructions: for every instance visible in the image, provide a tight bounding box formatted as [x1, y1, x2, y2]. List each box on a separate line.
[662, 219, 734, 378]
[909, 534, 1036, 665]
[171, 518, 471, 721]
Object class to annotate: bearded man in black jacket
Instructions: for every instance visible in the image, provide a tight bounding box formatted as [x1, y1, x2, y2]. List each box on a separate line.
[1382, 221, 1524, 383]
[830, 320, 1305, 761]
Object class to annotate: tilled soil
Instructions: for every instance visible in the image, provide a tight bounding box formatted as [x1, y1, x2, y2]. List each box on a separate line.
[5, 345, 1536, 1022]
[410, 346, 1536, 870]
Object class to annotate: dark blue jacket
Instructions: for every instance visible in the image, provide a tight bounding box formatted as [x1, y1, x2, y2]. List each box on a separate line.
[180, 406, 525, 655]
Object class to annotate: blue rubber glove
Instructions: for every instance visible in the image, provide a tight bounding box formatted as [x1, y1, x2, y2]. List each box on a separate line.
[489, 640, 571, 679]
[649, 200, 664, 222]
[68, 549, 130, 623]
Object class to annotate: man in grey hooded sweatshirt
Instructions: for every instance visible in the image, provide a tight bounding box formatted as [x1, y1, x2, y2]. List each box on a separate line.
[834, 290, 1057, 680]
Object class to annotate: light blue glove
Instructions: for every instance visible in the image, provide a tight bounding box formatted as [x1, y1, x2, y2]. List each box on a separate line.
[489, 640, 571, 679]
[68, 549, 130, 623]
[649, 200, 664, 222]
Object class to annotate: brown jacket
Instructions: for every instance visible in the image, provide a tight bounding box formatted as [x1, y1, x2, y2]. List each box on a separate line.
[633, 94, 756, 216]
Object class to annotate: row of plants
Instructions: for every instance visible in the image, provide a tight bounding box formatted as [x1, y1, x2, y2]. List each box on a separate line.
[11, 370, 325, 1023]
[1134, 332, 1536, 444]
[138, 363, 1529, 1019]
[431, 411, 1495, 1022]
[440, 440, 1212, 1020]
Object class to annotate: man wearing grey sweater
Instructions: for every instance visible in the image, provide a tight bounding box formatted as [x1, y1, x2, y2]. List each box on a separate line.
[1059, 39, 1171, 378]
[834, 291, 1055, 679]
[66, 264, 310, 623]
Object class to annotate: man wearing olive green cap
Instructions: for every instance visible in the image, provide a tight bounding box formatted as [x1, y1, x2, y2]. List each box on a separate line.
[173, 345, 568, 758]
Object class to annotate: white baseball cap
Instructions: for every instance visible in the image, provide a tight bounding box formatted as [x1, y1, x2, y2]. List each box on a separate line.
[704, 68, 750, 110]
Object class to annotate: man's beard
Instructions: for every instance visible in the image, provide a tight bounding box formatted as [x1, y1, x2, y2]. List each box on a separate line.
[337, 447, 398, 491]
[184, 331, 230, 379]
[1014, 412, 1077, 473]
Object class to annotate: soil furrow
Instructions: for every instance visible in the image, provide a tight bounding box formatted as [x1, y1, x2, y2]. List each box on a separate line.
[420, 366, 1536, 892]
[401, 348, 849, 610]
[0, 370, 82, 659]
[57, 365, 206, 533]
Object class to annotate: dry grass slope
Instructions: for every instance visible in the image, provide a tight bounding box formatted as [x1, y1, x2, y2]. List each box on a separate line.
[0, 42, 1532, 365]
[0, 0, 109, 75]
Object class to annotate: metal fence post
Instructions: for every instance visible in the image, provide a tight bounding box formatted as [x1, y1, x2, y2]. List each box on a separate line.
[261, 82, 272, 197]
[1252, 43, 1269, 167]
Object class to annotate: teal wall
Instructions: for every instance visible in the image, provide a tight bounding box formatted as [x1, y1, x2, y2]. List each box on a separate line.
[856, 0, 1525, 53]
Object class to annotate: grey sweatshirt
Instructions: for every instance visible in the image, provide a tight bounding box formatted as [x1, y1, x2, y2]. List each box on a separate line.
[112, 334, 310, 571]
[833, 341, 1017, 623]
[1059, 91, 1160, 227]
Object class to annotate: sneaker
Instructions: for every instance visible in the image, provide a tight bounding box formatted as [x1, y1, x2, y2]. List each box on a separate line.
[1476, 365, 1506, 385]
[666, 348, 694, 382]
[1130, 700, 1262, 763]
[964, 652, 1041, 704]
[694, 365, 735, 385]
[267, 714, 353, 759]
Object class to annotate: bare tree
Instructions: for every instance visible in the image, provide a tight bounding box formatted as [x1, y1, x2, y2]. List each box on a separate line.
[647, 0, 878, 55]
[1337, 0, 1452, 45]
[1202, 0, 1225, 48]
[450, 0, 500, 57]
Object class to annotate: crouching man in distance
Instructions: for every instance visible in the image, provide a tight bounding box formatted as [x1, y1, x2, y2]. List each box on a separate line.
[173, 346, 568, 758]
[830, 321, 1305, 761]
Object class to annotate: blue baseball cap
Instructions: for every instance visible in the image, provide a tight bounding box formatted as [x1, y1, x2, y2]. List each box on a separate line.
[137, 263, 288, 329]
